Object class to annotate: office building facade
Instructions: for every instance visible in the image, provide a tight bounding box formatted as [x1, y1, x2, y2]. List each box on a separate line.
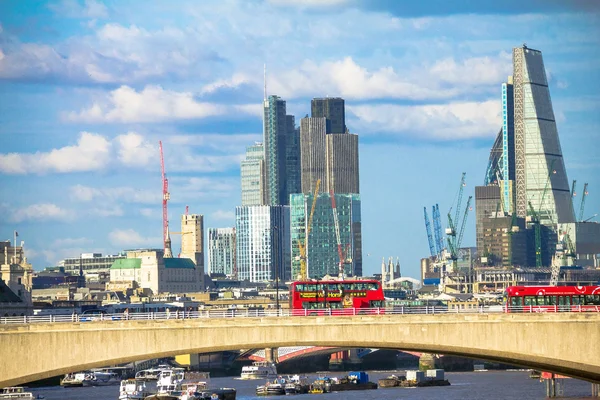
[207, 228, 236, 277]
[235, 206, 291, 282]
[263, 95, 299, 205]
[241, 143, 266, 206]
[300, 117, 328, 194]
[512, 45, 574, 225]
[290, 193, 362, 279]
[311, 97, 346, 134]
[327, 133, 360, 194]
[59, 253, 125, 276]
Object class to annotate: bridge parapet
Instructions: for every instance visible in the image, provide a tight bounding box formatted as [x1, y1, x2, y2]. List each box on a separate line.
[1, 313, 599, 386]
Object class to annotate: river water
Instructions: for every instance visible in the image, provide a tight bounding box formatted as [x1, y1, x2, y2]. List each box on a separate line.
[30, 370, 596, 400]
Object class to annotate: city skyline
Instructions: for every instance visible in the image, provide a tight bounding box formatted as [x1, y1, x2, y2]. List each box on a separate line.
[0, 0, 599, 279]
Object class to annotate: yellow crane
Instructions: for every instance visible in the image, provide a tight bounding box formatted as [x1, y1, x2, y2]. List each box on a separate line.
[297, 179, 321, 280]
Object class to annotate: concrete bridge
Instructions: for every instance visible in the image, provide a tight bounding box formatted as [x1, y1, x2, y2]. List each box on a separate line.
[1, 313, 599, 386]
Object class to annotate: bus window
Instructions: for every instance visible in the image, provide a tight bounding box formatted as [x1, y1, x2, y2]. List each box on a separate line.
[573, 295, 582, 305]
[546, 296, 557, 306]
[536, 295, 544, 305]
[585, 295, 600, 305]
[510, 297, 522, 307]
[558, 296, 570, 306]
[524, 296, 534, 306]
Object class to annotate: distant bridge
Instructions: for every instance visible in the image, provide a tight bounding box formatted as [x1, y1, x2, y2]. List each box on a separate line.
[1, 313, 599, 386]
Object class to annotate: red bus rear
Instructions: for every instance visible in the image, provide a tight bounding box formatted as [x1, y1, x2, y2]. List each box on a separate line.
[289, 279, 385, 316]
[504, 285, 600, 313]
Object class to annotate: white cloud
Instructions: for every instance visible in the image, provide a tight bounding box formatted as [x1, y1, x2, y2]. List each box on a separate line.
[211, 210, 235, 221]
[66, 85, 225, 123]
[109, 228, 161, 248]
[139, 208, 158, 218]
[348, 100, 501, 140]
[115, 132, 156, 167]
[70, 184, 160, 204]
[0, 132, 111, 174]
[0, 131, 156, 175]
[267, 55, 510, 101]
[11, 203, 71, 223]
[165, 134, 261, 152]
[200, 73, 251, 94]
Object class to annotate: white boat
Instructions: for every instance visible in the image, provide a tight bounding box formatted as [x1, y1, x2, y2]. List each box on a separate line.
[240, 361, 277, 380]
[256, 378, 286, 396]
[284, 375, 309, 395]
[144, 369, 236, 400]
[136, 365, 173, 381]
[82, 370, 121, 386]
[119, 379, 155, 400]
[61, 372, 87, 387]
[0, 387, 35, 399]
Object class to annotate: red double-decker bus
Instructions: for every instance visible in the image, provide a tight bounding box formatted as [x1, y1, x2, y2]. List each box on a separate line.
[289, 279, 385, 316]
[504, 285, 600, 312]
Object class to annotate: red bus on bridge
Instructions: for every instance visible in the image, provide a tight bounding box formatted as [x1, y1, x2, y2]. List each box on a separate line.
[289, 279, 385, 316]
[504, 285, 600, 312]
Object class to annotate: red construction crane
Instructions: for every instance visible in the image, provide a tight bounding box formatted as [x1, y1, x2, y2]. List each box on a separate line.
[159, 141, 172, 258]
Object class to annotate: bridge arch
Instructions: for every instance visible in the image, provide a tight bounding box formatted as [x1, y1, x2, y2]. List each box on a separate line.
[1, 313, 599, 386]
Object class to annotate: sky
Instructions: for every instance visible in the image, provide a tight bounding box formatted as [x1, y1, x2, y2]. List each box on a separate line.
[0, 0, 599, 279]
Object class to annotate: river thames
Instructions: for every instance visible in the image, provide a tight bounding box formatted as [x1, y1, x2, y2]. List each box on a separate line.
[29, 370, 596, 400]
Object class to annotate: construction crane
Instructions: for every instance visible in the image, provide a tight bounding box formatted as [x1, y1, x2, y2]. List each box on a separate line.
[159, 141, 172, 258]
[578, 183, 589, 222]
[423, 207, 436, 258]
[331, 190, 351, 278]
[446, 196, 472, 272]
[297, 179, 321, 280]
[453, 173, 467, 236]
[433, 204, 444, 257]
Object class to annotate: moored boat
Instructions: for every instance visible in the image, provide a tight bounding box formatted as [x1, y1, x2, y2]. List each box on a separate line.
[119, 379, 155, 400]
[283, 375, 309, 395]
[256, 378, 286, 396]
[240, 361, 277, 380]
[60, 372, 87, 387]
[0, 387, 35, 399]
[82, 370, 121, 386]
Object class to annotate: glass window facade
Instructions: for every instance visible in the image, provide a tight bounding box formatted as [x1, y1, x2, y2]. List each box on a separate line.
[207, 228, 236, 276]
[235, 206, 291, 282]
[290, 193, 362, 279]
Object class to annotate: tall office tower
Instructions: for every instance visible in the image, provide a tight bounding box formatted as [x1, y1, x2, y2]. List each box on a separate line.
[235, 206, 291, 282]
[512, 45, 574, 225]
[311, 97, 346, 134]
[300, 117, 360, 194]
[180, 214, 205, 289]
[263, 95, 299, 205]
[327, 133, 360, 193]
[207, 228, 236, 277]
[241, 142, 266, 206]
[300, 117, 328, 194]
[485, 79, 515, 214]
[285, 115, 301, 202]
[290, 193, 362, 279]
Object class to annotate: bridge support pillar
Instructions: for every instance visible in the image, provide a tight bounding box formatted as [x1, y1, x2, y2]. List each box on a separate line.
[592, 383, 600, 397]
[264, 348, 279, 363]
[329, 349, 362, 371]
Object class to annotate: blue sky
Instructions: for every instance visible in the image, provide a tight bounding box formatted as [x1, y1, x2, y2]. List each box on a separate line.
[0, 0, 599, 278]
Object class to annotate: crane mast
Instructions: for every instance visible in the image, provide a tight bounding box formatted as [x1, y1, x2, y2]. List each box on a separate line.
[330, 190, 346, 278]
[423, 207, 436, 258]
[579, 183, 589, 222]
[159, 141, 172, 258]
[297, 179, 321, 280]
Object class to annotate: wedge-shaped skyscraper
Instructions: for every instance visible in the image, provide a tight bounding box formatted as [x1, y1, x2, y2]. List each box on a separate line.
[512, 45, 574, 225]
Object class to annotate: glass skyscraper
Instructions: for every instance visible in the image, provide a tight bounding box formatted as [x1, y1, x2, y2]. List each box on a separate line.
[290, 193, 362, 279]
[512, 45, 574, 225]
[207, 228, 236, 277]
[241, 142, 265, 206]
[263, 95, 300, 205]
[235, 205, 291, 282]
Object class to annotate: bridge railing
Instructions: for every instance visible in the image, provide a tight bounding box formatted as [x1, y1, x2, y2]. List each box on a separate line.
[1, 304, 598, 325]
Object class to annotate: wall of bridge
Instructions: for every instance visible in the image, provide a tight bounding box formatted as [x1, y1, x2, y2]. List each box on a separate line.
[1, 313, 599, 386]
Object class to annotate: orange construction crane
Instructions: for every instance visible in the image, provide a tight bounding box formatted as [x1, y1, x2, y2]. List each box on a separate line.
[297, 179, 321, 280]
